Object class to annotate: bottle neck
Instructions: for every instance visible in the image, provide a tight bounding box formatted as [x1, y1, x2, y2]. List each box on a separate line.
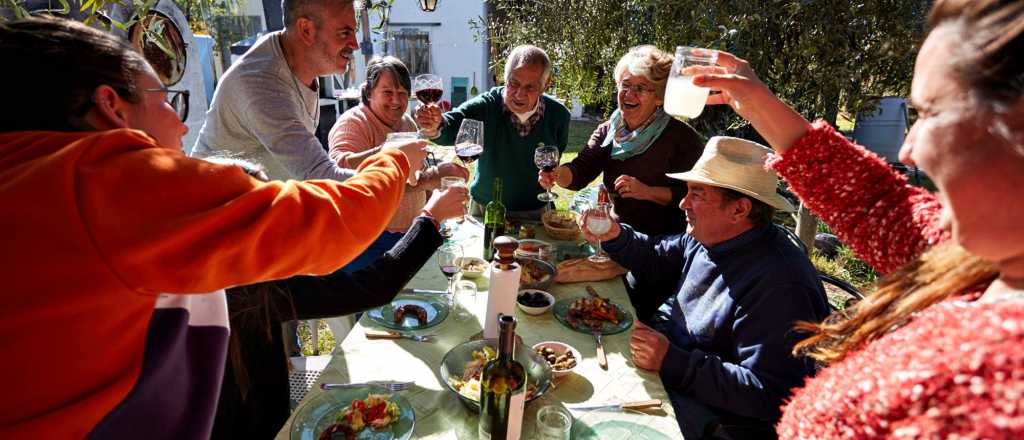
[497, 322, 515, 362]
[491, 178, 503, 204]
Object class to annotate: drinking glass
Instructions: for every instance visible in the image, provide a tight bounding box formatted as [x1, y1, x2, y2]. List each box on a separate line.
[436, 243, 463, 308]
[535, 405, 572, 440]
[413, 74, 444, 105]
[454, 119, 484, 167]
[453, 280, 478, 322]
[664, 47, 718, 119]
[384, 131, 425, 184]
[583, 202, 612, 263]
[534, 144, 560, 202]
[440, 176, 468, 229]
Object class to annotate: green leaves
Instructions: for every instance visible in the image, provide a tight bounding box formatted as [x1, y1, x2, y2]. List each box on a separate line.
[488, 0, 927, 135]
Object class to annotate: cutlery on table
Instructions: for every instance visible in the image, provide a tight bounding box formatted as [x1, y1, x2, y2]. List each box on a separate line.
[593, 331, 608, 369]
[399, 288, 448, 295]
[568, 399, 663, 412]
[320, 381, 414, 392]
[365, 330, 435, 342]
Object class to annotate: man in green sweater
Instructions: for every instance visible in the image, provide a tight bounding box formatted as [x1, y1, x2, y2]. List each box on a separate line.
[416, 45, 570, 218]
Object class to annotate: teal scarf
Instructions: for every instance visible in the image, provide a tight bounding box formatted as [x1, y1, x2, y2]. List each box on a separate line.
[602, 107, 671, 161]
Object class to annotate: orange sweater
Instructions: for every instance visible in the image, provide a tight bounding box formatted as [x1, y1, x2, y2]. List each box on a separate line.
[0, 129, 408, 438]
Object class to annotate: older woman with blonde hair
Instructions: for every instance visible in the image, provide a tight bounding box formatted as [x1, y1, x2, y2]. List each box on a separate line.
[539, 45, 704, 237]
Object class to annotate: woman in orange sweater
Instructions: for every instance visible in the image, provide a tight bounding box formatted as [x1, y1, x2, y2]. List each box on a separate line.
[0, 17, 436, 439]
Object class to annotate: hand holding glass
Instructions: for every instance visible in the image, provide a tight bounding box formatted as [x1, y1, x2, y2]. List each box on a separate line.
[664, 47, 718, 119]
[385, 131, 425, 185]
[534, 145, 560, 202]
[583, 203, 612, 263]
[440, 176, 468, 227]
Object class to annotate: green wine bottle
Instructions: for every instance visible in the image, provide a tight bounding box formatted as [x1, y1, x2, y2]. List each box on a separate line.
[483, 177, 506, 261]
[478, 314, 527, 440]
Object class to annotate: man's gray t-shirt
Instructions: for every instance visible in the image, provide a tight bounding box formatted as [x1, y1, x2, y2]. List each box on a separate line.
[191, 32, 354, 181]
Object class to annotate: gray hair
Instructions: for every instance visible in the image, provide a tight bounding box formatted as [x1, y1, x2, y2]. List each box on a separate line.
[360, 56, 412, 105]
[503, 44, 552, 86]
[613, 45, 674, 99]
[282, 0, 357, 26]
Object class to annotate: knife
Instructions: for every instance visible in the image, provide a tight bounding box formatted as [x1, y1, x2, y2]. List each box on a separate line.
[400, 288, 448, 295]
[365, 330, 434, 342]
[593, 331, 608, 370]
[568, 399, 663, 412]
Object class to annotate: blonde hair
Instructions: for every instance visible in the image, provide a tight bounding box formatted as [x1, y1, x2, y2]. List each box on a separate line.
[795, 243, 998, 364]
[613, 45, 674, 99]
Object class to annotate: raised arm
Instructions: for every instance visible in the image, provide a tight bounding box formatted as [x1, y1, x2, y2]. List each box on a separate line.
[78, 130, 418, 294]
[695, 51, 947, 273]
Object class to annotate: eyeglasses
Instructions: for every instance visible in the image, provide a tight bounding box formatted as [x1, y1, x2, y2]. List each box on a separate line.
[617, 83, 655, 96]
[145, 88, 190, 122]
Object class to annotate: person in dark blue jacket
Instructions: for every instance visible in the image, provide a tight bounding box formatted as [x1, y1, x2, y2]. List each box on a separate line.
[582, 137, 830, 440]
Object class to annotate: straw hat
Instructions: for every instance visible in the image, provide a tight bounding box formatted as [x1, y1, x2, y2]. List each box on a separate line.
[666, 136, 795, 212]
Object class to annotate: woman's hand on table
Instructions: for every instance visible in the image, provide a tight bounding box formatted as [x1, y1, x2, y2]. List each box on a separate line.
[690, 50, 811, 152]
[630, 321, 669, 372]
[424, 185, 469, 222]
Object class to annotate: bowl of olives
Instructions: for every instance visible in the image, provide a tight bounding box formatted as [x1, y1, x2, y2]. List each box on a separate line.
[516, 289, 554, 315]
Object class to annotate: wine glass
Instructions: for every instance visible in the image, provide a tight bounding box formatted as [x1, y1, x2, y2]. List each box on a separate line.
[440, 176, 468, 230]
[413, 74, 444, 105]
[535, 144, 560, 202]
[436, 243, 463, 308]
[454, 119, 484, 167]
[385, 131, 426, 184]
[583, 202, 612, 263]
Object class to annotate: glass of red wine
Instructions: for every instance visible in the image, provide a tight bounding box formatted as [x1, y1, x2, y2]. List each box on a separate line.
[437, 243, 463, 309]
[414, 74, 443, 105]
[454, 118, 484, 166]
[535, 144, 560, 202]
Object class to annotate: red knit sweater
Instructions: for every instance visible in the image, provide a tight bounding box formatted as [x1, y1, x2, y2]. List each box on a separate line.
[768, 122, 1024, 439]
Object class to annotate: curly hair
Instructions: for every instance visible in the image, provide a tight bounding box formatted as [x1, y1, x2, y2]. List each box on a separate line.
[613, 45, 674, 99]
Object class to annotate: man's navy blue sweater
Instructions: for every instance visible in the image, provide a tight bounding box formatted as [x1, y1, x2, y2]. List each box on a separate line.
[603, 223, 830, 421]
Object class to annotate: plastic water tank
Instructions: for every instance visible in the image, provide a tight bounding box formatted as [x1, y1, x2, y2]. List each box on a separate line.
[853, 97, 909, 162]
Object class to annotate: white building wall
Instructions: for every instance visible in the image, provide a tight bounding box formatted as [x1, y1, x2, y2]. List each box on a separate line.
[347, 0, 489, 109]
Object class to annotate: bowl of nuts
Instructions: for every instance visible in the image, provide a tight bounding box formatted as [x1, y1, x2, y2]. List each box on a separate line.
[532, 341, 581, 378]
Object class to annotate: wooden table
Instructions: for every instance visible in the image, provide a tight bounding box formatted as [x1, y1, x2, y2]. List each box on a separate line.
[276, 221, 685, 440]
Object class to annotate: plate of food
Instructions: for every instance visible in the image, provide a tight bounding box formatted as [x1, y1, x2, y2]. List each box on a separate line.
[552, 293, 633, 335]
[439, 338, 552, 412]
[518, 257, 557, 290]
[289, 385, 414, 440]
[515, 239, 553, 261]
[365, 293, 448, 331]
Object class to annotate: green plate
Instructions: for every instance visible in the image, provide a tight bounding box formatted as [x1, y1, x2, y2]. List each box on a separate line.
[289, 385, 415, 440]
[366, 293, 449, 331]
[553, 296, 633, 335]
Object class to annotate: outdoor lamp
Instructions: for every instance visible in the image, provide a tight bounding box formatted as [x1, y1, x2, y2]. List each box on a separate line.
[418, 0, 438, 12]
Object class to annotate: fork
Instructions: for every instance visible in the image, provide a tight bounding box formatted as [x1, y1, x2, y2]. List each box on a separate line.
[320, 381, 414, 391]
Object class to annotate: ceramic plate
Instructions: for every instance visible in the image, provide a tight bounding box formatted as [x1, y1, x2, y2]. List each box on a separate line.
[289, 385, 415, 440]
[365, 293, 449, 331]
[552, 296, 633, 335]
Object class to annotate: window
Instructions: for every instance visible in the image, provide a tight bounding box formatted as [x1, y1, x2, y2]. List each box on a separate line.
[386, 29, 431, 76]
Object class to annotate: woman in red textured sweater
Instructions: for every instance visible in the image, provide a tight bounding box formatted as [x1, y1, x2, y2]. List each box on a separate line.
[692, 0, 1024, 438]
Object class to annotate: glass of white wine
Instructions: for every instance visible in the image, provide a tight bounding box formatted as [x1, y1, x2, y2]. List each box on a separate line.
[583, 202, 612, 263]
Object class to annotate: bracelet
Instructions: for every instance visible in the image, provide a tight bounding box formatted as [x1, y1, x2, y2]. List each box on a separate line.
[419, 209, 440, 229]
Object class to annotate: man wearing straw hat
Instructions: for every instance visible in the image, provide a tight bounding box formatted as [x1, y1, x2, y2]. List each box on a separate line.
[583, 136, 830, 439]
